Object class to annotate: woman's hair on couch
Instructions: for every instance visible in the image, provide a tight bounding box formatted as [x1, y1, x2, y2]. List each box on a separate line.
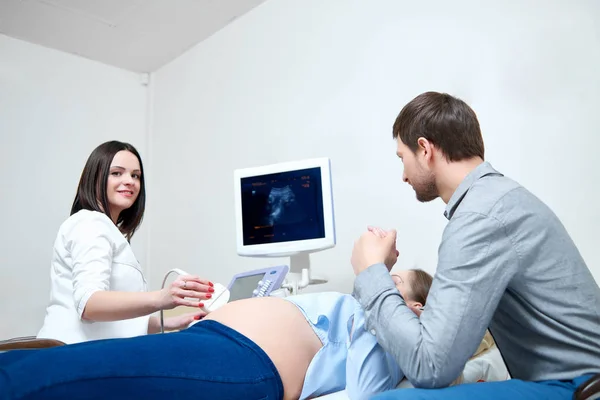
[409, 269, 433, 305]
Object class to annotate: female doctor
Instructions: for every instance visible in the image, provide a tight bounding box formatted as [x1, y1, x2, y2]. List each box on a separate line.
[36, 140, 213, 344]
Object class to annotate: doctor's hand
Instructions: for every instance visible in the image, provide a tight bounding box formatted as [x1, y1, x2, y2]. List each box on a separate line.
[155, 275, 215, 310]
[351, 227, 399, 275]
[163, 311, 208, 331]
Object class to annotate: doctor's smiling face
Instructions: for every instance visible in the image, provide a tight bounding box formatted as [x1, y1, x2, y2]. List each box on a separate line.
[106, 150, 142, 222]
[390, 269, 433, 316]
[71, 140, 146, 241]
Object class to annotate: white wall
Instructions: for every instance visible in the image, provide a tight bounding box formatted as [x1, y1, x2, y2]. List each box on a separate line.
[148, 0, 600, 293]
[2, 0, 596, 340]
[0, 35, 148, 338]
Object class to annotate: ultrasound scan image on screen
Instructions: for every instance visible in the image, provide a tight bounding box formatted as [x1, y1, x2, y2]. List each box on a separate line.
[240, 167, 325, 246]
[228, 274, 264, 302]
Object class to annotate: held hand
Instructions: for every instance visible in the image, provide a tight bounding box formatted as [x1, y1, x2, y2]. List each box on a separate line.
[163, 311, 208, 331]
[351, 227, 398, 275]
[368, 226, 388, 238]
[157, 275, 215, 310]
[368, 226, 400, 271]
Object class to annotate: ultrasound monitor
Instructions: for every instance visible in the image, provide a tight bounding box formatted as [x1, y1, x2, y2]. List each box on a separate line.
[233, 157, 335, 260]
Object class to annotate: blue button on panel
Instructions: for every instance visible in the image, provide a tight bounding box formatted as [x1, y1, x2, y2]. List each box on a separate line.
[270, 270, 277, 274]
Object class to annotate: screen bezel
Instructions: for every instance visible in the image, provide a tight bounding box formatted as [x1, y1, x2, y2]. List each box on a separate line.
[233, 157, 335, 257]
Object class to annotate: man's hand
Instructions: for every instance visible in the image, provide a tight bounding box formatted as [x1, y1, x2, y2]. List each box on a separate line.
[351, 227, 399, 275]
[368, 226, 400, 271]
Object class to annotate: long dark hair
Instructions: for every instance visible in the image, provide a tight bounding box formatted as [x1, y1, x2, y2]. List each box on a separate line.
[71, 141, 146, 241]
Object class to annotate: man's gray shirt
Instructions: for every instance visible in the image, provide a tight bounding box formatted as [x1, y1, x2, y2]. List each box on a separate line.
[354, 161, 600, 388]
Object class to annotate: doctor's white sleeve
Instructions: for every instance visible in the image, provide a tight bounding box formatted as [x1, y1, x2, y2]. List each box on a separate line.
[345, 306, 404, 400]
[64, 214, 114, 320]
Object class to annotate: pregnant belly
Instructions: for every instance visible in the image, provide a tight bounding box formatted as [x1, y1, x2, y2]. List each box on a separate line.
[203, 296, 322, 400]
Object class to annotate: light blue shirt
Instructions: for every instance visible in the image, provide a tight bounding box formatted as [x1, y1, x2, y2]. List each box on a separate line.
[285, 292, 404, 400]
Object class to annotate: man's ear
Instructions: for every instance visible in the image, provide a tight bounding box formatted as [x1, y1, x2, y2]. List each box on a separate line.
[416, 137, 434, 162]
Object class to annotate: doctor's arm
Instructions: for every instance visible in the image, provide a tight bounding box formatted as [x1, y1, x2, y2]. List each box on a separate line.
[345, 309, 404, 400]
[353, 213, 517, 388]
[68, 216, 210, 323]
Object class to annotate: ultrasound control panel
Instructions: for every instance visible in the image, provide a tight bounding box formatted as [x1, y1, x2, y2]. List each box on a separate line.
[226, 265, 289, 302]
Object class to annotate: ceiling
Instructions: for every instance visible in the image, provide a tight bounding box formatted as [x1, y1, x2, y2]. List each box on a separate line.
[0, 0, 268, 73]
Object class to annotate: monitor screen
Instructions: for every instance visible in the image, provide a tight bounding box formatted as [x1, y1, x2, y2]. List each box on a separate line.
[228, 273, 264, 302]
[240, 167, 325, 246]
[234, 157, 335, 258]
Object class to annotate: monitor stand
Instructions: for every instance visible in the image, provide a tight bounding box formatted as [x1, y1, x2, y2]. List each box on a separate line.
[282, 253, 327, 295]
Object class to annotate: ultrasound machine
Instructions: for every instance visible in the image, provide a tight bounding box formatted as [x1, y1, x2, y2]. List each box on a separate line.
[161, 158, 336, 331]
[231, 157, 336, 297]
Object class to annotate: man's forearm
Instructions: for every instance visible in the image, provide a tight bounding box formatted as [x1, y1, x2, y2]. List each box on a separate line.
[353, 264, 463, 388]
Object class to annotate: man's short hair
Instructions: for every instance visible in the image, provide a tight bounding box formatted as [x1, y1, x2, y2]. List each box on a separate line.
[393, 91, 485, 162]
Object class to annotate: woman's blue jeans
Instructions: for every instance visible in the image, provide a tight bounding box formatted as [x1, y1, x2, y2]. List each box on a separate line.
[0, 320, 284, 400]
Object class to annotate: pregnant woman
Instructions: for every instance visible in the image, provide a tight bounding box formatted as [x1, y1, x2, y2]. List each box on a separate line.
[0, 269, 433, 400]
